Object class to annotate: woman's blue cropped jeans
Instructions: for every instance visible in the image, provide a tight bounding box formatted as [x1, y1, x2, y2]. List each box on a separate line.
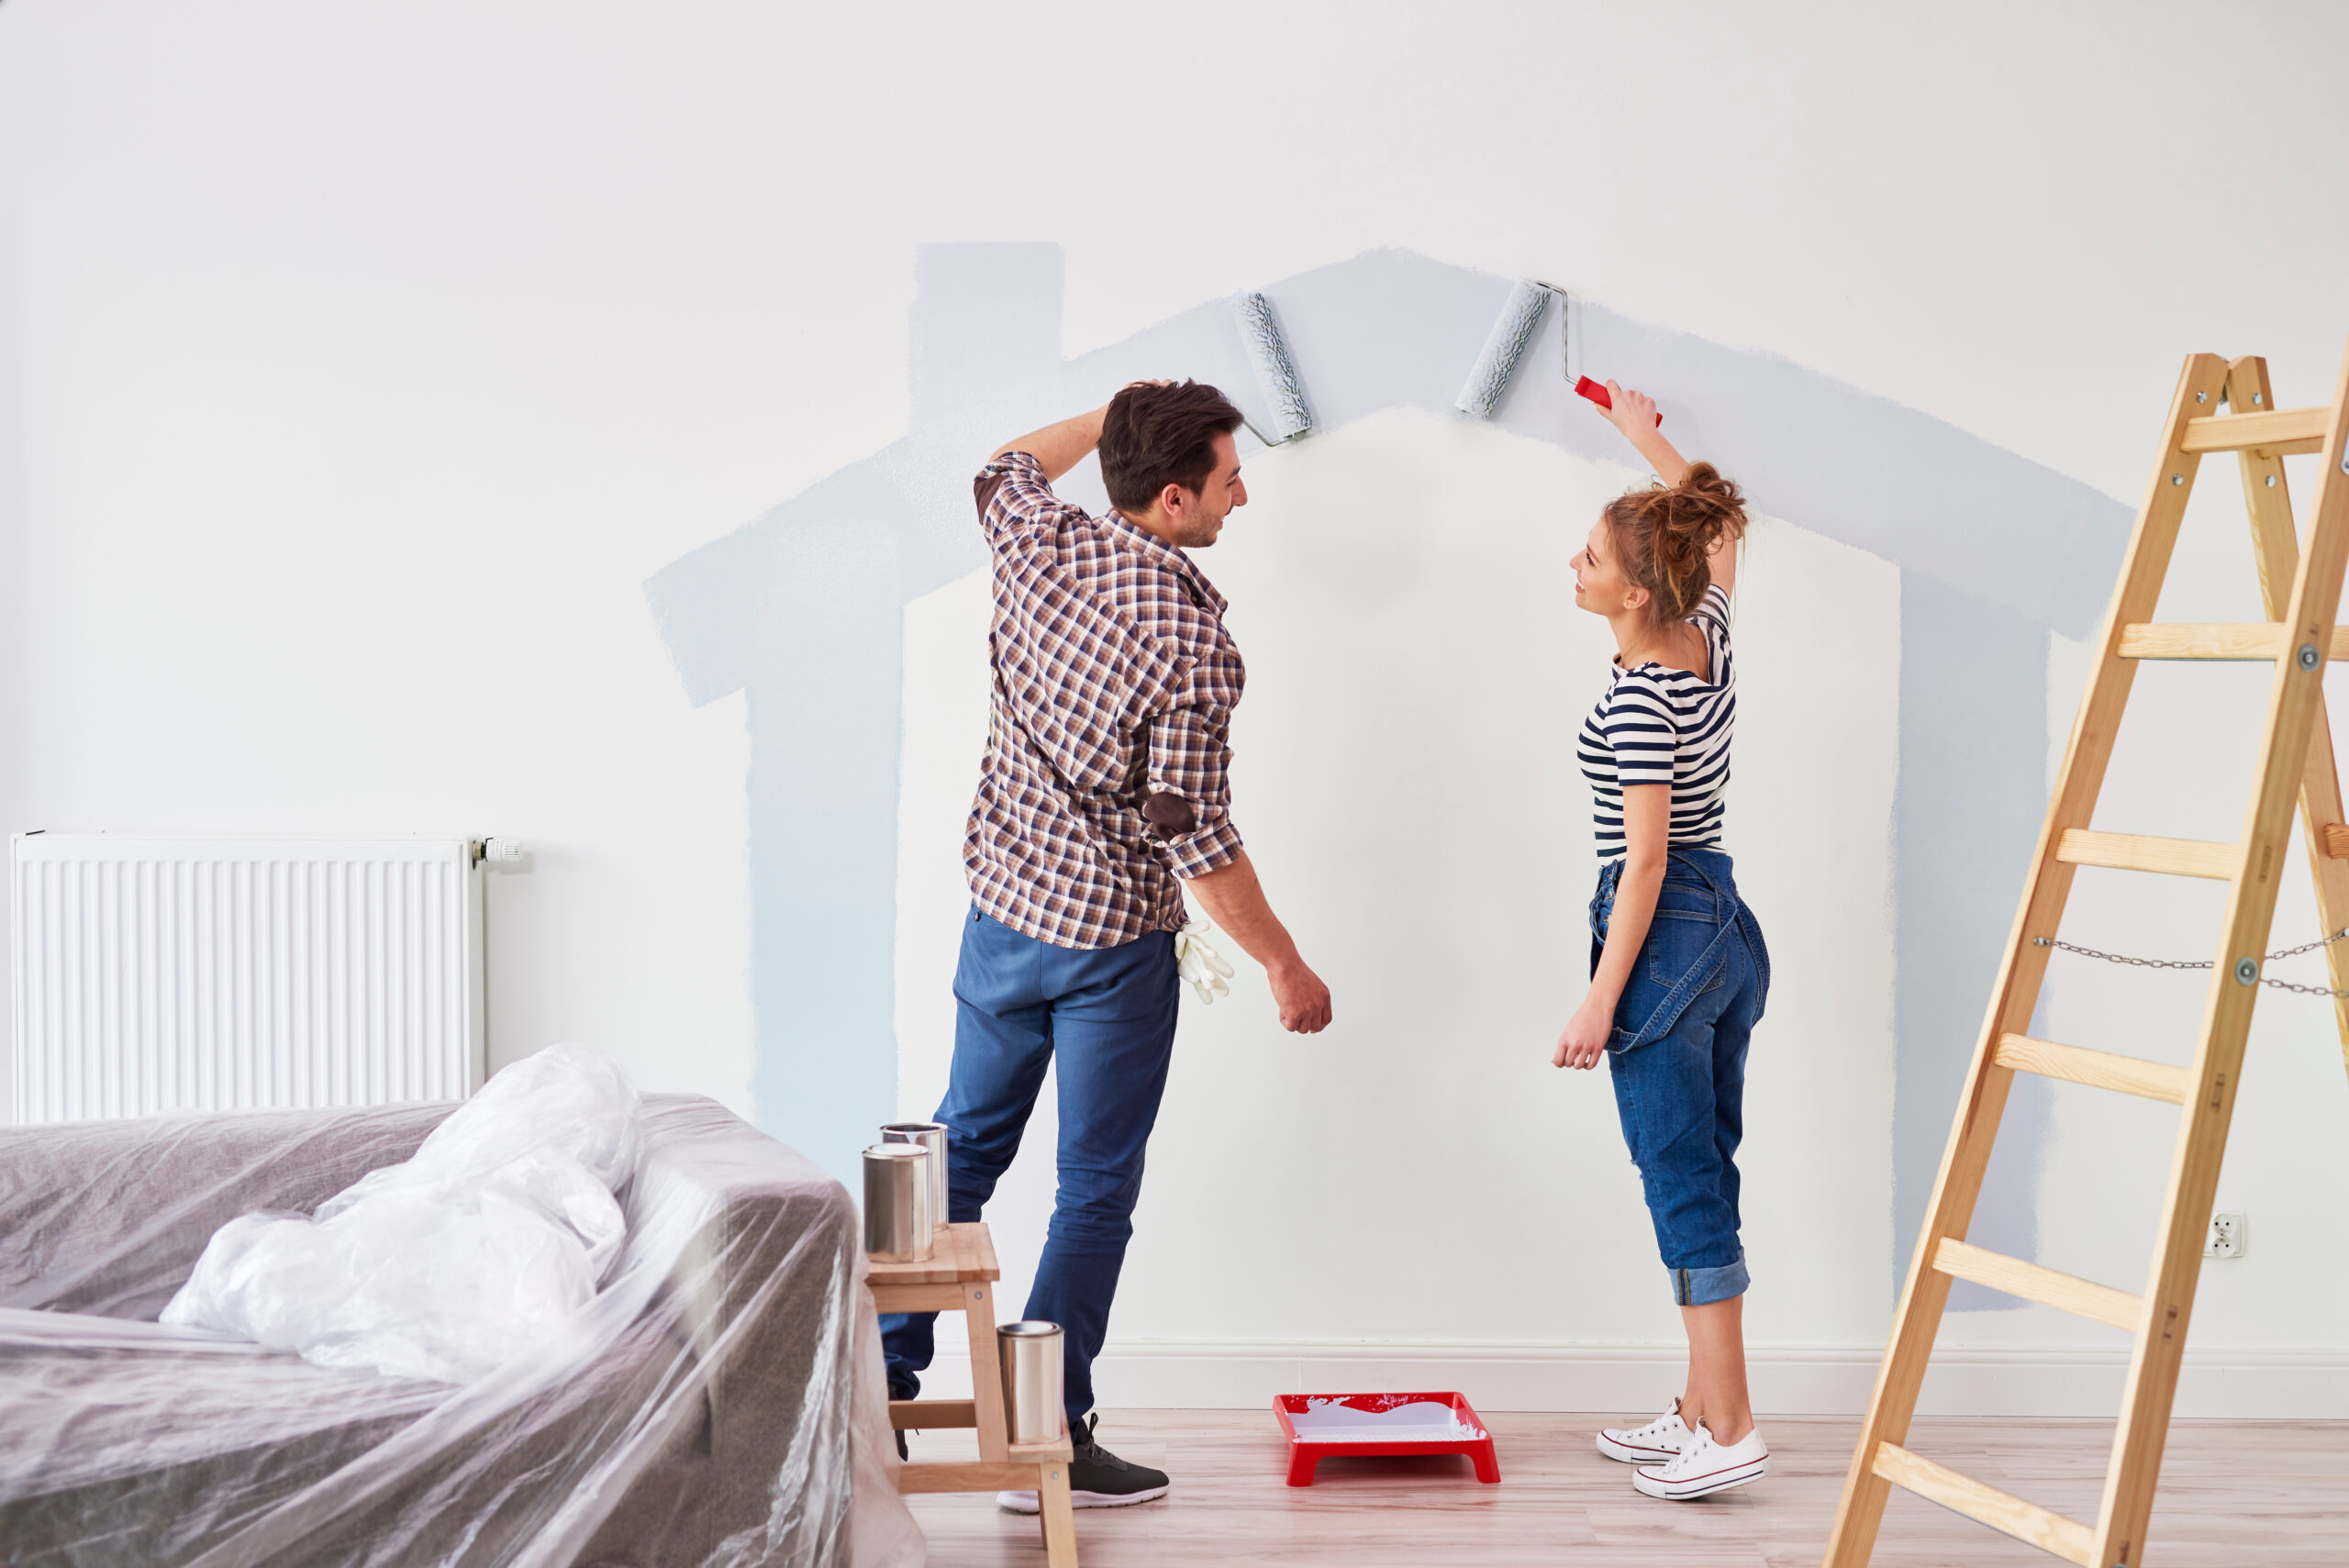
[1591, 847, 1771, 1307]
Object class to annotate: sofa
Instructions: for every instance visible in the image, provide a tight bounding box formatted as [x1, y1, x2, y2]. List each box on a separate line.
[0, 1094, 921, 1568]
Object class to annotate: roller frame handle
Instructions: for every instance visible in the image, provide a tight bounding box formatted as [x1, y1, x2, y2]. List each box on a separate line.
[1575, 376, 1663, 427]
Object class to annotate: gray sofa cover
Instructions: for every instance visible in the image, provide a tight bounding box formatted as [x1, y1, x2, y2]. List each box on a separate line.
[0, 1094, 921, 1568]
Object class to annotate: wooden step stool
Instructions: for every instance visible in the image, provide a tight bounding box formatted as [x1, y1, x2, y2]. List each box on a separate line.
[869, 1221, 1078, 1566]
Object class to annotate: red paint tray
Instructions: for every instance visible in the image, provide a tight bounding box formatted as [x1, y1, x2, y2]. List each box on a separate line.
[1272, 1391, 1500, 1486]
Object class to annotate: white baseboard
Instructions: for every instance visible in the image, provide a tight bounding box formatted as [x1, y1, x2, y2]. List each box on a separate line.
[913, 1340, 2349, 1420]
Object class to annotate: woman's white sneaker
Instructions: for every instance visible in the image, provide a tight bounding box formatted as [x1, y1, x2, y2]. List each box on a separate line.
[1631, 1422, 1768, 1499]
[1597, 1398, 1693, 1463]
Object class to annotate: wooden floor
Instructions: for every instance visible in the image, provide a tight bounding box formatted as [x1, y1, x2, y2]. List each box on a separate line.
[903, 1409, 2349, 1566]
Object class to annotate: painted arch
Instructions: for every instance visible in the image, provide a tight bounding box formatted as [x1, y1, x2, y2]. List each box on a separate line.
[644, 244, 2130, 1303]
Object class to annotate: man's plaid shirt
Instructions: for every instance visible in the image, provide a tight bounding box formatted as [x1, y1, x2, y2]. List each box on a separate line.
[964, 450, 1246, 949]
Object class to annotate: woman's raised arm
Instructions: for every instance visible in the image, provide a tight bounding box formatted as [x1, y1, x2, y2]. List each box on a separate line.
[1596, 382, 1737, 601]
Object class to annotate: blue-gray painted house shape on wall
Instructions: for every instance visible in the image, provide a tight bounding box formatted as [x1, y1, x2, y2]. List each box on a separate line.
[643, 243, 2132, 1304]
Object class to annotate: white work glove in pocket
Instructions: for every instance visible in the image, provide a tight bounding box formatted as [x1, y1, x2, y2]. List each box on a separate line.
[1173, 926, 1235, 1005]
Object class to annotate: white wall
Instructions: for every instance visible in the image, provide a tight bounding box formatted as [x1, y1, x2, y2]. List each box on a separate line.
[6, 0, 2348, 1414]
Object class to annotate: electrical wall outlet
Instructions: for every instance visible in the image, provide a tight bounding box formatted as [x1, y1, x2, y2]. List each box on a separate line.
[2205, 1212, 2247, 1260]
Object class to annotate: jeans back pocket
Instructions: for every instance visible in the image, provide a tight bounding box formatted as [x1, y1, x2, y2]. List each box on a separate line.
[1645, 901, 1728, 995]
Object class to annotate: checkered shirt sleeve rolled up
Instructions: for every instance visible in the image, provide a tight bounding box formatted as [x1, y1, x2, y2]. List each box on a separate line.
[963, 450, 1246, 949]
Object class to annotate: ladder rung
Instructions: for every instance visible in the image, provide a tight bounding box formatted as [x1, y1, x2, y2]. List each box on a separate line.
[2054, 828, 2237, 880]
[2324, 824, 2349, 860]
[1871, 1442, 2096, 1566]
[1932, 1238, 2143, 1329]
[2179, 404, 2330, 455]
[1992, 1032, 2190, 1104]
[2117, 623, 2349, 662]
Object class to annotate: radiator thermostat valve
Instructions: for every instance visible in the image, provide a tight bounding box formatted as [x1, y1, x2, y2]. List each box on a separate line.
[483, 837, 527, 864]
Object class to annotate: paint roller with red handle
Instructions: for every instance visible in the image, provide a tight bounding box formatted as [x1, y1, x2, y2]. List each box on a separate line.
[1575, 376, 1662, 427]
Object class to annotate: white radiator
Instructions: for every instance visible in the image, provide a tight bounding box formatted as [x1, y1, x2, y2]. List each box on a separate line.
[10, 835, 487, 1124]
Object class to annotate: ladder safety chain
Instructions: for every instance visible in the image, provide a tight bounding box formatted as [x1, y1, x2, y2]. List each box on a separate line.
[2034, 926, 2349, 998]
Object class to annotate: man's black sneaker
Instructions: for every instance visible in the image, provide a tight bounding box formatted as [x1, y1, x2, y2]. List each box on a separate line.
[996, 1413, 1170, 1512]
[895, 1429, 909, 1462]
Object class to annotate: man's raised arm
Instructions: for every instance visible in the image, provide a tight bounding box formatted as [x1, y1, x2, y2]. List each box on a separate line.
[993, 404, 1110, 484]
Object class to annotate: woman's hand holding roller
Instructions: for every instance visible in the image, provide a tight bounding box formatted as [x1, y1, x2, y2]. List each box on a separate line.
[1601, 382, 1659, 439]
[1595, 381, 1691, 485]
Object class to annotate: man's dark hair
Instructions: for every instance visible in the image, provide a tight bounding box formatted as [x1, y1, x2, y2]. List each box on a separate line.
[1098, 381, 1244, 511]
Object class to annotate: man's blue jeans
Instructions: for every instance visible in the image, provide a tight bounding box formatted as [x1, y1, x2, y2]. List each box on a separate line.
[881, 906, 1179, 1425]
[1592, 848, 1770, 1307]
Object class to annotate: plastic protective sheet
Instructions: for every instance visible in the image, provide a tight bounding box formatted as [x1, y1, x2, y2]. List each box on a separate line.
[161, 1049, 645, 1385]
[0, 1066, 925, 1568]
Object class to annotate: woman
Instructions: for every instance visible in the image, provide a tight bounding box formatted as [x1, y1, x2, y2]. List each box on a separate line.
[1554, 383, 1771, 1501]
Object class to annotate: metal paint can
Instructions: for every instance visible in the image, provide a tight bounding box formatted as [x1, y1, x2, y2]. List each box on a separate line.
[862, 1143, 933, 1262]
[880, 1121, 950, 1234]
[997, 1321, 1066, 1445]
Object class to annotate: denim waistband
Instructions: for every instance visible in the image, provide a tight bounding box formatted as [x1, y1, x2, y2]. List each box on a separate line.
[1591, 847, 1764, 1052]
[1595, 845, 1739, 901]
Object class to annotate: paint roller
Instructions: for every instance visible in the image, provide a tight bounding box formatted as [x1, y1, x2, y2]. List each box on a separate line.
[1453, 279, 1554, 419]
[1230, 292, 1313, 444]
[1454, 280, 1662, 426]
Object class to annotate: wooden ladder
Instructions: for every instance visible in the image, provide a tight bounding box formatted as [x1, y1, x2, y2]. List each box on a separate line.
[1822, 343, 2349, 1568]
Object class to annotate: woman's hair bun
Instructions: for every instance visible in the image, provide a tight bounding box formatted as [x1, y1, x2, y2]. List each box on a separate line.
[1602, 462, 1749, 624]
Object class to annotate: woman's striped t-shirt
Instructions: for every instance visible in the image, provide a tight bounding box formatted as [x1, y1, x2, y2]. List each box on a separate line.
[1576, 583, 1735, 862]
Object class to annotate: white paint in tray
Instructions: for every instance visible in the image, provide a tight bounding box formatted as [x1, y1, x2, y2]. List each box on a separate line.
[1292, 1398, 1486, 1442]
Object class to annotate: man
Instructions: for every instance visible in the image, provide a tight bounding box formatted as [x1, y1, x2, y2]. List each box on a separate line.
[881, 380, 1332, 1511]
